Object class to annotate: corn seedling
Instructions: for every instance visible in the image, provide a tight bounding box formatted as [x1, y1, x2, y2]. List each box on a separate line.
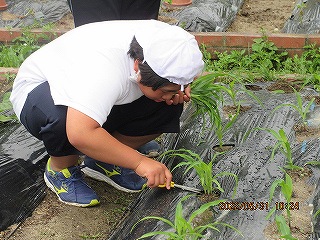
[254, 127, 302, 170]
[218, 78, 263, 108]
[271, 88, 314, 124]
[190, 72, 223, 127]
[213, 108, 239, 149]
[304, 160, 320, 167]
[266, 168, 293, 228]
[274, 215, 297, 240]
[191, 73, 253, 147]
[161, 149, 238, 197]
[132, 195, 242, 239]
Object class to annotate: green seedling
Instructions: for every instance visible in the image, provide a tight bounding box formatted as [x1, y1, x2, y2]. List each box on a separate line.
[212, 107, 238, 149]
[132, 195, 242, 239]
[191, 72, 259, 148]
[190, 72, 223, 127]
[0, 92, 18, 122]
[275, 215, 297, 240]
[254, 127, 302, 170]
[271, 88, 314, 124]
[267, 168, 293, 228]
[304, 160, 320, 167]
[162, 149, 238, 197]
[219, 78, 263, 108]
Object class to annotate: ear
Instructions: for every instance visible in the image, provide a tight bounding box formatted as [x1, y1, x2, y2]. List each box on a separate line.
[134, 59, 139, 72]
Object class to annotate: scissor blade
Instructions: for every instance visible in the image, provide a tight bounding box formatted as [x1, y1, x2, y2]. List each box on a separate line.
[173, 183, 203, 194]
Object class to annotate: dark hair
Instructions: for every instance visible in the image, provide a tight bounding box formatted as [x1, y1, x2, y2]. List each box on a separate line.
[128, 36, 171, 91]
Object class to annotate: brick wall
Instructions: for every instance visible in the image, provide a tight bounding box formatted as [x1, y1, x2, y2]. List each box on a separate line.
[0, 28, 319, 57]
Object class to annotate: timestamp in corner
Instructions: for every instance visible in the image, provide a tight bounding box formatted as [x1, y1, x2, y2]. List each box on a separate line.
[219, 201, 300, 211]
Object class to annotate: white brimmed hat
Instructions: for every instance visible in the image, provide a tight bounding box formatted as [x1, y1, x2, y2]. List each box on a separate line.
[135, 21, 204, 89]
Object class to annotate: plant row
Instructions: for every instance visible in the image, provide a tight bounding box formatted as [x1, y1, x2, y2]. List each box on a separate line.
[0, 28, 320, 239]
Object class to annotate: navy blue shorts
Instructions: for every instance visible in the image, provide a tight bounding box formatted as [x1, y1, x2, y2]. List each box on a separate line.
[20, 81, 183, 156]
[67, 0, 161, 27]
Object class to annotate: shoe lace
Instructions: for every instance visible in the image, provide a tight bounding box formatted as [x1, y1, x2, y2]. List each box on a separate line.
[63, 166, 85, 187]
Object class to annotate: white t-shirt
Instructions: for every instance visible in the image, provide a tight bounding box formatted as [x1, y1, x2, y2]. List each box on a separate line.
[10, 20, 169, 126]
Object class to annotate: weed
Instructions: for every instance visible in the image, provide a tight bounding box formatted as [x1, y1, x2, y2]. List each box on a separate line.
[203, 37, 320, 85]
[249, 36, 288, 73]
[0, 27, 50, 67]
[0, 92, 18, 122]
[80, 233, 102, 239]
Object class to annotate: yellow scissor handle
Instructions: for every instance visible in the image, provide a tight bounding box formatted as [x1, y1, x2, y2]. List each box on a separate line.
[158, 181, 175, 188]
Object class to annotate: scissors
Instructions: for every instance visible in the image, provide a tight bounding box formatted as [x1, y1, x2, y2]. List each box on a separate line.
[158, 181, 203, 194]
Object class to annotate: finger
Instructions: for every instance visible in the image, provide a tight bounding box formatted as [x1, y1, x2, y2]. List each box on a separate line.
[172, 92, 185, 105]
[184, 86, 191, 98]
[165, 99, 173, 105]
[165, 169, 173, 189]
[146, 176, 155, 188]
[183, 94, 191, 102]
[172, 94, 180, 105]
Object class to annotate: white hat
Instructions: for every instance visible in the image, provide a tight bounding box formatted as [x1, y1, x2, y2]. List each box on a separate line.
[135, 22, 204, 89]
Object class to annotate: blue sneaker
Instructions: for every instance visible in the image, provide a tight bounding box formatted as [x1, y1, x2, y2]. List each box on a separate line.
[82, 157, 147, 193]
[44, 158, 100, 207]
[137, 140, 160, 158]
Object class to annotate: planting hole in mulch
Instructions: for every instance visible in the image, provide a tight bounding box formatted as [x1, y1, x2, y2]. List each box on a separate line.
[245, 84, 263, 91]
[266, 80, 302, 93]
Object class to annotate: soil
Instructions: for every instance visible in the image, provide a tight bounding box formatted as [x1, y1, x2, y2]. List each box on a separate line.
[264, 168, 315, 240]
[1, 0, 318, 239]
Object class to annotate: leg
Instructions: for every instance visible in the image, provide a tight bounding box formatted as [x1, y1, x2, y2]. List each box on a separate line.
[111, 132, 160, 149]
[49, 155, 79, 171]
[120, 0, 161, 20]
[67, 0, 161, 27]
[82, 96, 183, 192]
[67, 0, 121, 27]
[20, 82, 99, 207]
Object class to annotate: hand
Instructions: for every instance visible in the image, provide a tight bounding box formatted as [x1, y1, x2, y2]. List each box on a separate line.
[134, 157, 172, 189]
[165, 85, 191, 105]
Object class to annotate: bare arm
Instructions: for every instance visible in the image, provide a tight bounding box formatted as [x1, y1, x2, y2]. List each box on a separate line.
[66, 107, 172, 189]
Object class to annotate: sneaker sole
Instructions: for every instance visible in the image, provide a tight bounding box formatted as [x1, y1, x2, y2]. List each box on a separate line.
[43, 173, 100, 207]
[141, 151, 159, 158]
[81, 167, 144, 193]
